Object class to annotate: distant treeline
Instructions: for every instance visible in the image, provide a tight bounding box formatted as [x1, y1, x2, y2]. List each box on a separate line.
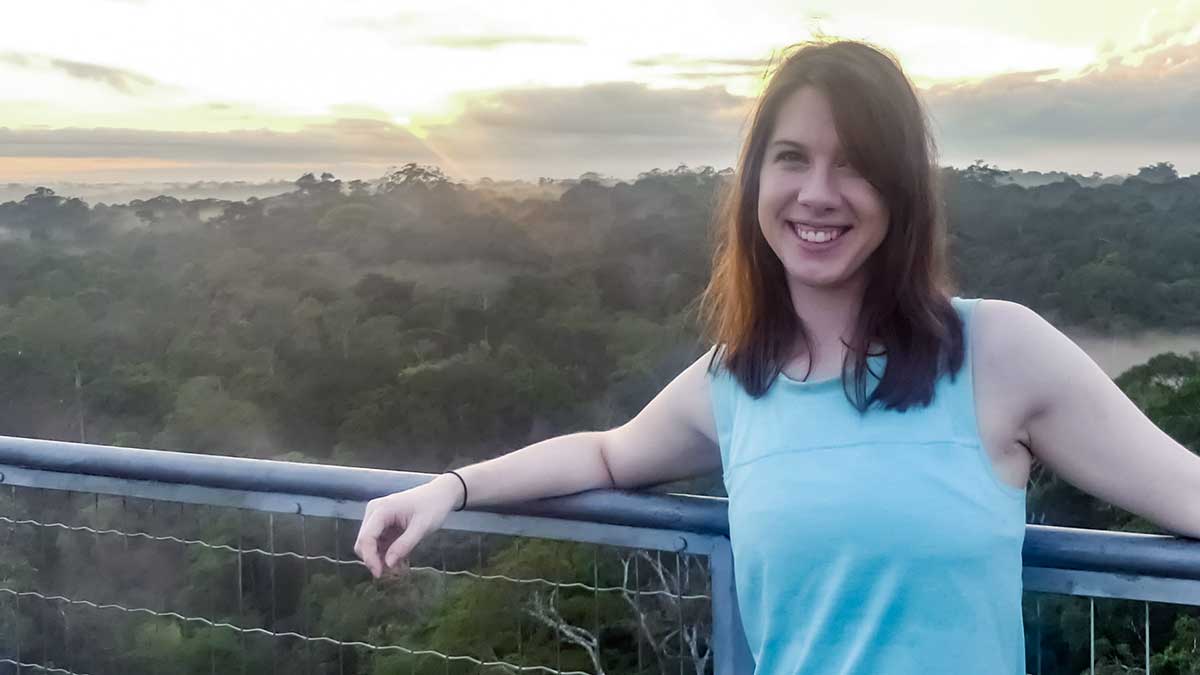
[948, 161, 1200, 332]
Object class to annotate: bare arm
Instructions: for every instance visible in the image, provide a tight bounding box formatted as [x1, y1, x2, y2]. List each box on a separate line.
[356, 346, 724, 576]
[426, 430, 615, 509]
[981, 300, 1200, 538]
[601, 346, 723, 488]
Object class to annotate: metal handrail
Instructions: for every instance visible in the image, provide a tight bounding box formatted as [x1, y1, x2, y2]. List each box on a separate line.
[1, 435, 1199, 580]
[4, 434, 1200, 674]
[0, 435, 728, 536]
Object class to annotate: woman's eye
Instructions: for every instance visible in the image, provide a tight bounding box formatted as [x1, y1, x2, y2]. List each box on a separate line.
[777, 151, 807, 162]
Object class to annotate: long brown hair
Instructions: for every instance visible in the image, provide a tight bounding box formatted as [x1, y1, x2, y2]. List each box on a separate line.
[698, 39, 964, 412]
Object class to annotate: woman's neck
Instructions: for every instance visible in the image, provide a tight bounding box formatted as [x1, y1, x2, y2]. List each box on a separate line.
[785, 280, 867, 377]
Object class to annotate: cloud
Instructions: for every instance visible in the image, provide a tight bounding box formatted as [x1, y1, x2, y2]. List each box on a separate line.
[418, 81, 752, 177]
[336, 14, 583, 50]
[399, 45, 1200, 177]
[608, 37, 1200, 175]
[434, 81, 749, 138]
[670, 69, 771, 81]
[925, 39, 1200, 161]
[7, 37, 1200, 183]
[51, 57, 158, 93]
[0, 53, 31, 67]
[418, 34, 584, 49]
[631, 53, 773, 84]
[1, 52, 159, 94]
[338, 12, 424, 31]
[632, 54, 772, 69]
[0, 83, 750, 180]
[0, 118, 440, 165]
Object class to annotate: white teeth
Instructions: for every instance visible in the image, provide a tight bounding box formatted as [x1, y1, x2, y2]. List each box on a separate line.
[792, 223, 844, 243]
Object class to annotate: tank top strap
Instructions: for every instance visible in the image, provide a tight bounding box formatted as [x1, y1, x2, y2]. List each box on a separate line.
[946, 296, 985, 444]
[705, 345, 739, 471]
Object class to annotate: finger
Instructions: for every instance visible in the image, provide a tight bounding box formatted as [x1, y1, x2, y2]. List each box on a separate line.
[383, 519, 427, 569]
[382, 558, 410, 578]
[354, 515, 386, 578]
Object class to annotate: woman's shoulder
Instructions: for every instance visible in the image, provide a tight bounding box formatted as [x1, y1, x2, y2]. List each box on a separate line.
[966, 298, 1080, 413]
[962, 298, 1052, 358]
[971, 298, 1048, 339]
[950, 296, 1042, 335]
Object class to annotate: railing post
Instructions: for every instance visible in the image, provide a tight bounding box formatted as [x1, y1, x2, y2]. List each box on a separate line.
[709, 537, 754, 674]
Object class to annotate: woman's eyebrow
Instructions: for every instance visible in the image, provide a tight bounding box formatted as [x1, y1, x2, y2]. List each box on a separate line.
[770, 139, 848, 158]
[769, 139, 808, 150]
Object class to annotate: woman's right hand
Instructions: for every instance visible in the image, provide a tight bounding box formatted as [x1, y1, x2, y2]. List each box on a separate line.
[353, 475, 464, 578]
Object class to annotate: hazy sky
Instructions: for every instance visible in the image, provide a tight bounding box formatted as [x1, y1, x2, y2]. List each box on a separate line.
[2, 0, 1199, 183]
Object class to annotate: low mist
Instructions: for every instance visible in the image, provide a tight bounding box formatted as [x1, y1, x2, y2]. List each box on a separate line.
[1069, 331, 1200, 377]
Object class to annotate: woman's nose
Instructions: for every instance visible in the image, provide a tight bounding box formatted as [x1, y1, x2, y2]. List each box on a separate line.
[795, 167, 839, 215]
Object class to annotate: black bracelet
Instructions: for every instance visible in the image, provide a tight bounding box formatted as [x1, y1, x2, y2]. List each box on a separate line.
[446, 470, 468, 511]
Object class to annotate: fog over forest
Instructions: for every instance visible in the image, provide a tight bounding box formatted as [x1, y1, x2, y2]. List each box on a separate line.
[0, 162, 1157, 211]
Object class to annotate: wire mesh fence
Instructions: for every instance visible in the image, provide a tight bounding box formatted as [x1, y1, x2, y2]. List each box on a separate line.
[3, 437, 1200, 675]
[0, 485, 716, 675]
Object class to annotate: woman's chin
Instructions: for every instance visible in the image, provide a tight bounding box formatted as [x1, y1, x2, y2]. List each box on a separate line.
[784, 265, 860, 291]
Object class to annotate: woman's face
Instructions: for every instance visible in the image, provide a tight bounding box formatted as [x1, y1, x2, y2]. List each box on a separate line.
[756, 86, 889, 292]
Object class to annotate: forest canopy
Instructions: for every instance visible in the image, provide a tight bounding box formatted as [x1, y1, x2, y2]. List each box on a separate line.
[0, 162, 1196, 471]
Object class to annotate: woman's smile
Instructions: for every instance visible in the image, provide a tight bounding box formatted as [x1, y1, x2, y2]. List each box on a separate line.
[787, 220, 852, 248]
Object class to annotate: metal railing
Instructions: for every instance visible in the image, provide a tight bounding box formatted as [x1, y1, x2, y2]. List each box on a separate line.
[0, 434, 1199, 674]
[0, 436, 749, 675]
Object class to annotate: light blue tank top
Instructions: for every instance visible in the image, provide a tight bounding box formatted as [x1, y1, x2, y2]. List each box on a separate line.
[707, 297, 1027, 674]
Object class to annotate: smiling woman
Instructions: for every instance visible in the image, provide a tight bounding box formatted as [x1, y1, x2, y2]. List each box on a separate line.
[692, 41, 1027, 674]
[694, 39, 1200, 675]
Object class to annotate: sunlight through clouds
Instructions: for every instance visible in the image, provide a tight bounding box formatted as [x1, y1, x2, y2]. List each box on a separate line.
[2, 0, 1198, 181]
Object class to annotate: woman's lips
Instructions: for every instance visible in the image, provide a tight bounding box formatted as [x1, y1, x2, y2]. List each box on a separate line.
[787, 220, 852, 245]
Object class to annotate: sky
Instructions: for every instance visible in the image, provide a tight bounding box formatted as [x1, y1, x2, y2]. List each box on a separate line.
[1, 0, 1199, 184]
